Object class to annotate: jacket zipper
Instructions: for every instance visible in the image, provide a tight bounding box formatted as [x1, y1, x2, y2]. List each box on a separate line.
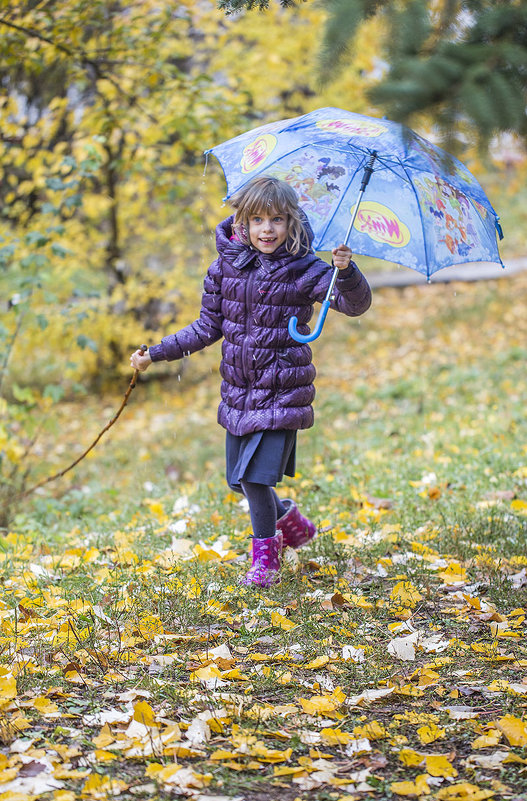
[241, 264, 257, 411]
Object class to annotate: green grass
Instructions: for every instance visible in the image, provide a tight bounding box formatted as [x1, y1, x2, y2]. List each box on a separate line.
[2, 271, 527, 799]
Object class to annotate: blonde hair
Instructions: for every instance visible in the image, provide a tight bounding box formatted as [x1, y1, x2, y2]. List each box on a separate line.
[229, 175, 311, 255]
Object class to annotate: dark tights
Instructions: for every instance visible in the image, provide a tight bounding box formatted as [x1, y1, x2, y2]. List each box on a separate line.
[239, 480, 287, 539]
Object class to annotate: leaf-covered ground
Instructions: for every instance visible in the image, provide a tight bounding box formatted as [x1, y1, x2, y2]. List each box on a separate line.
[2, 271, 527, 801]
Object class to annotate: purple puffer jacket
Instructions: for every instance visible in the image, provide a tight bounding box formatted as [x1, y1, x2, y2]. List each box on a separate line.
[149, 216, 372, 436]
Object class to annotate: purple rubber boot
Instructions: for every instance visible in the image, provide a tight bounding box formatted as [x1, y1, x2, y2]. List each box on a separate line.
[242, 532, 282, 587]
[276, 500, 317, 549]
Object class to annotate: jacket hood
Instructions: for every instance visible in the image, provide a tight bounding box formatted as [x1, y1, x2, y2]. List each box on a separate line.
[215, 212, 315, 269]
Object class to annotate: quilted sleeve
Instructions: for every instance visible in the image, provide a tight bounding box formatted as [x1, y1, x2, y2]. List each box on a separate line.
[148, 259, 224, 362]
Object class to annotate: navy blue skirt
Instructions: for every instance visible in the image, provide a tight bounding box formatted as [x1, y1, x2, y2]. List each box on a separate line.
[226, 429, 297, 490]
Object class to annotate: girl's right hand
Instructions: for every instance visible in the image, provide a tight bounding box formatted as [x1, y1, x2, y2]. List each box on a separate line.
[332, 244, 353, 270]
[130, 349, 152, 372]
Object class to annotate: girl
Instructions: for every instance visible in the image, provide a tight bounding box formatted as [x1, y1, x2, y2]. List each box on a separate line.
[130, 176, 371, 587]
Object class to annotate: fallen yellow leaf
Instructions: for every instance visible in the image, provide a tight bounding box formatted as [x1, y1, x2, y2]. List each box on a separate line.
[273, 765, 307, 776]
[92, 723, 114, 749]
[0, 673, 17, 703]
[417, 723, 446, 744]
[299, 687, 346, 716]
[435, 782, 494, 800]
[143, 499, 165, 518]
[390, 581, 423, 608]
[32, 696, 59, 715]
[190, 664, 223, 682]
[304, 655, 330, 669]
[353, 720, 387, 740]
[93, 749, 118, 761]
[398, 748, 425, 767]
[251, 743, 292, 763]
[0, 768, 19, 782]
[138, 614, 163, 640]
[391, 773, 430, 796]
[81, 774, 128, 798]
[271, 611, 297, 631]
[320, 727, 352, 745]
[438, 562, 468, 584]
[425, 754, 457, 777]
[133, 700, 158, 728]
[494, 713, 527, 746]
[145, 762, 179, 779]
[210, 749, 242, 761]
[471, 730, 502, 749]
[54, 792, 77, 801]
[417, 668, 440, 687]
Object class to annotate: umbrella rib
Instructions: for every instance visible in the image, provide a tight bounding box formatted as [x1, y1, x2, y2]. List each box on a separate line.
[316, 151, 413, 251]
[315, 155, 369, 250]
[401, 162, 432, 279]
[316, 151, 413, 250]
[369, 153, 412, 182]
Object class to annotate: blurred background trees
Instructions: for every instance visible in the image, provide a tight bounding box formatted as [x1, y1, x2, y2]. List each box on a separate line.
[0, 0, 379, 505]
[0, 0, 380, 387]
[1, 1, 243, 388]
[0, 0, 524, 510]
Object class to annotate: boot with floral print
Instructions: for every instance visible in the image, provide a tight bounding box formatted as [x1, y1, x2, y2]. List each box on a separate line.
[242, 532, 282, 587]
[276, 500, 317, 549]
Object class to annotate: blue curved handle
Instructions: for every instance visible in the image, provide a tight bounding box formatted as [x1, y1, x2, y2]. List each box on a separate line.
[288, 299, 331, 343]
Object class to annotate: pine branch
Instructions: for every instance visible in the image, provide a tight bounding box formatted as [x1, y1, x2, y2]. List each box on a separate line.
[385, 0, 431, 61]
[317, 0, 390, 83]
[368, 1, 527, 142]
[218, 0, 300, 11]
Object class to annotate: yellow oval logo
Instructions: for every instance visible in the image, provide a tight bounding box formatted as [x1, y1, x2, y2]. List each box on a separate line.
[353, 201, 411, 247]
[316, 119, 388, 137]
[240, 134, 277, 173]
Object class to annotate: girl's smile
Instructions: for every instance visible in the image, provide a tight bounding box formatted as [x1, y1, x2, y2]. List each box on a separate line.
[249, 213, 288, 253]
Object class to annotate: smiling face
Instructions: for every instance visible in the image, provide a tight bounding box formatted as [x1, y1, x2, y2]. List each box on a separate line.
[248, 211, 288, 253]
[230, 176, 309, 256]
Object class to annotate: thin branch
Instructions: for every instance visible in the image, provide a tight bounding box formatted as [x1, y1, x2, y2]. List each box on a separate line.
[0, 16, 73, 57]
[18, 347, 148, 500]
[0, 17, 159, 124]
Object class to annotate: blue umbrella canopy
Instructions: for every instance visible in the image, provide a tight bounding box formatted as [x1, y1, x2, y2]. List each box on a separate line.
[206, 107, 503, 279]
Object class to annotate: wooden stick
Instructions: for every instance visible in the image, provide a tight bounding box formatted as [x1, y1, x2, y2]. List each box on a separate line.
[19, 346, 148, 499]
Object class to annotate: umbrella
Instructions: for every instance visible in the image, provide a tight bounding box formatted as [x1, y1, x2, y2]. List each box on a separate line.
[205, 107, 504, 342]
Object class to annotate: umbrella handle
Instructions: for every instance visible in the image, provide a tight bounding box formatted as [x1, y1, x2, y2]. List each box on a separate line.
[288, 298, 331, 343]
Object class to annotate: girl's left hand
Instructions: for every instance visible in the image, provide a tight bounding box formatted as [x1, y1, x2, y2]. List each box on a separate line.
[332, 244, 353, 270]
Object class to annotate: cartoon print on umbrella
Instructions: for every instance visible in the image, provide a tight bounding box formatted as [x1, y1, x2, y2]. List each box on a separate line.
[414, 175, 485, 260]
[351, 201, 412, 249]
[267, 152, 348, 228]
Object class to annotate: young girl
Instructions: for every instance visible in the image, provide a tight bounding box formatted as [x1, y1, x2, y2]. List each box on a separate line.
[130, 176, 371, 587]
